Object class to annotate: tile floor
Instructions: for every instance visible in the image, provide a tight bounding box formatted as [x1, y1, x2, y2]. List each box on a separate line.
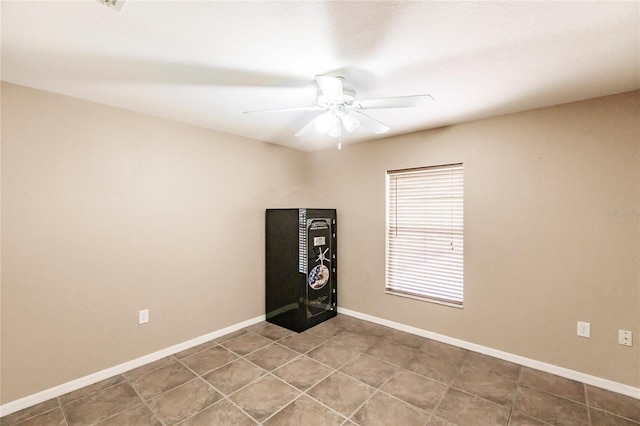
[2, 314, 639, 426]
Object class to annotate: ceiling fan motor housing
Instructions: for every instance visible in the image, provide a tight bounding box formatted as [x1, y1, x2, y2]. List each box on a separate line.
[317, 81, 356, 107]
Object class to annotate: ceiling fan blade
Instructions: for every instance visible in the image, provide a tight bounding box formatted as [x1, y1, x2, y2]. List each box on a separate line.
[352, 111, 390, 134]
[243, 106, 323, 114]
[356, 94, 434, 109]
[316, 75, 344, 102]
[295, 117, 319, 137]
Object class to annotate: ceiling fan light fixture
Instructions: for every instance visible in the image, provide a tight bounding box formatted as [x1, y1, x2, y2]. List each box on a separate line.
[328, 116, 342, 137]
[341, 112, 360, 133]
[315, 111, 334, 133]
[329, 121, 342, 138]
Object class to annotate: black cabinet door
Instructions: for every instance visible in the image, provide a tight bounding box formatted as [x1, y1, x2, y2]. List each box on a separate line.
[306, 218, 335, 318]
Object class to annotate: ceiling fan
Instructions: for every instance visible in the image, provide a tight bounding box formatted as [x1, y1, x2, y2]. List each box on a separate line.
[244, 75, 434, 138]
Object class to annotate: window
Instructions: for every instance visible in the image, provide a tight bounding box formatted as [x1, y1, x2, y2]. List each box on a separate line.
[385, 163, 464, 307]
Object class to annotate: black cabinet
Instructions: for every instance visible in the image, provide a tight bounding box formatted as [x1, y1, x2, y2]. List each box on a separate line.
[265, 209, 337, 332]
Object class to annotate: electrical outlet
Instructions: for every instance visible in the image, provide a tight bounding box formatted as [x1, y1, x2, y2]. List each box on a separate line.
[138, 309, 149, 325]
[619, 330, 632, 347]
[577, 321, 590, 338]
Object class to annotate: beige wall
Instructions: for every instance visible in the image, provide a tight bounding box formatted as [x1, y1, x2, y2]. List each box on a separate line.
[0, 83, 310, 403]
[308, 91, 640, 387]
[1, 82, 638, 404]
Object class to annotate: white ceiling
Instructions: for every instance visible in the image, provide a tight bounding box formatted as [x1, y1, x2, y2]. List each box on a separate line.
[2, 1, 639, 151]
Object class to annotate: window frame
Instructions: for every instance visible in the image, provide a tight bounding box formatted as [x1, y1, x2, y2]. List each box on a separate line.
[385, 163, 464, 308]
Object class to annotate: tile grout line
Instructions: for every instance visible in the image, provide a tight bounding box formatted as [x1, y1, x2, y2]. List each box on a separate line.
[171, 356, 242, 425]
[357, 368, 436, 423]
[506, 367, 581, 426]
[268, 375, 321, 424]
[250, 339, 374, 426]
[272, 324, 458, 423]
[427, 353, 468, 424]
[505, 364, 525, 425]
[121, 372, 168, 426]
[244, 370, 302, 424]
[2, 405, 61, 426]
[55, 398, 71, 426]
[297, 365, 350, 422]
[59, 379, 147, 426]
[172, 353, 261, 425]
[186, 337, 301, 426]
[335, 370, 381, 422]
[584, 382, 593, 426]
[182, 330, 298, 425]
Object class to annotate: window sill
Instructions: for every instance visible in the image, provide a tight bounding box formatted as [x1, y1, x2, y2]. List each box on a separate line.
[385, 289, 464, 309]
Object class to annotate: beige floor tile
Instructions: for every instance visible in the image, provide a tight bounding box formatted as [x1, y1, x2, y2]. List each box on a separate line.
[95, 403, 160, 426]
[427, 415, 458, 425]
[352, 391, 430, 426]
[202, 358, 266, 395]
[128, 362, 196, 400]
[180, 346, 237, 375]
[350, 321, 394, 337]
[520, 367, 585, 404]
[59, 376, 125, 405]
[453, 363, 518, 407]
[307, 341, 358, 369]
[365, 339, 416, 366]
[178, 399, 256, 426]
[279, 332, 326, 353]
[404, 350, 462, 384]
[380, 370, 447, 411]
[122, 356, 175, 379]
[263, 396, 344, 426]
[1, 399, 60, 425]
[465, 351, 521, 381]
[5, 317, 638, 426]
[307, 372, 375, 417]
[253, 323, 294, 341]
[147, 379, 221, 425]
[305, 321, 346, 339]
[62, 382, 141, 426]
[383, 329, 428, 349]
[418, 339, 468, 362]
[230, 375, 300, 422]
[329, 314, 364, 330]
[244, 321, 268, 332]
[589, 408, 640, 426]
[587, 385, 640, 423]
[245, 343, 299, 371]
[507, 412, 548, 425]
[10, 407, 66, 426]
[435, 388, 510, 426]
[273, 356, 333, 391]
[513, 385, 589, 426]
[173, 340, 218, 359]
[339, 354, 397, 388]
[222, 332, 272, 356]
[214, 328, 247, 344]
[330, 331, 379, 353]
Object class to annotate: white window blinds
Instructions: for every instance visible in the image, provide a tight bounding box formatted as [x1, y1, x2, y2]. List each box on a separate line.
[386, 163, 464, 307]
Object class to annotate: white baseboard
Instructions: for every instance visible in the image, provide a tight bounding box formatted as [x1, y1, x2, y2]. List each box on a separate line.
[338, 307, 640, 400]
[0, 315, 265, 418]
